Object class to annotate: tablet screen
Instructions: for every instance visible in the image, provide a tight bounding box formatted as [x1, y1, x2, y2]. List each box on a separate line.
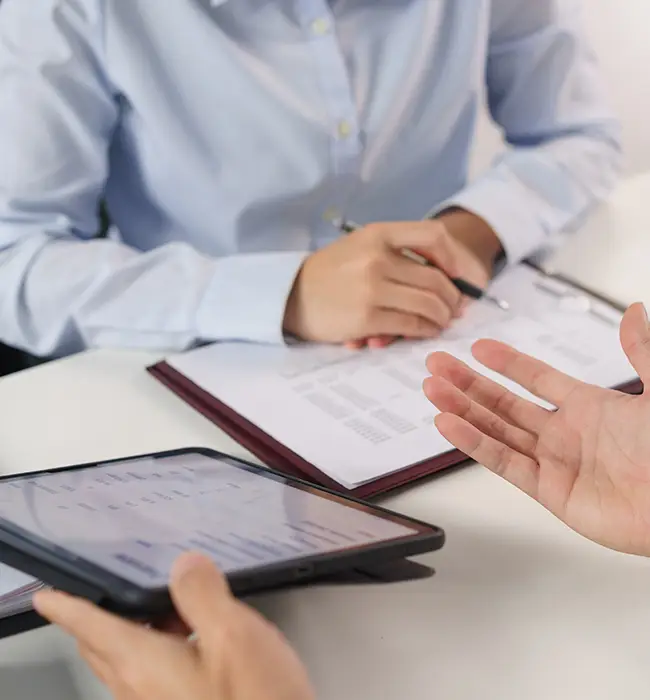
[0, 452, 424, 587]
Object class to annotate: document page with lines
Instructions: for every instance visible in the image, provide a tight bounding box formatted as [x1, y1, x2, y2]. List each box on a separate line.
[167, 266, 636, 488]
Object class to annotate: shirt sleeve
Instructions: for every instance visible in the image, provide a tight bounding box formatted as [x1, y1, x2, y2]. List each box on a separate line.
[0, 0, 305, 357]
[430, 0, 623, 265]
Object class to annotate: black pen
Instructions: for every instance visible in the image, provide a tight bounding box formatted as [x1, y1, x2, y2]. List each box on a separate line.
[332, 217, 510, 312]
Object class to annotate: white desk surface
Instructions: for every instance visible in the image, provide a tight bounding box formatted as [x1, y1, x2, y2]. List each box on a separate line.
[545, 170, 650, 308]
[2, 173, 650, 700]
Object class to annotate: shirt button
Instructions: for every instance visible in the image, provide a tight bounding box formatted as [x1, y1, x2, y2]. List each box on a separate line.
[337, 120, 352, 138]
[311, 18, 330, 35]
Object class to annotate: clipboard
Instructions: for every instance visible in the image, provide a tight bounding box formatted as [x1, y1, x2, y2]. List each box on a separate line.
[147, 264, 643, 501]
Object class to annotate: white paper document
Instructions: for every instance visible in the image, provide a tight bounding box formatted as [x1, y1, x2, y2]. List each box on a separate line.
[0, 565, 35, 598]
[168, 266, 636, 488]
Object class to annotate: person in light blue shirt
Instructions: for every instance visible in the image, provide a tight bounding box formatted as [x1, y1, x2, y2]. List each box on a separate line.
[0, 0, 620, 358]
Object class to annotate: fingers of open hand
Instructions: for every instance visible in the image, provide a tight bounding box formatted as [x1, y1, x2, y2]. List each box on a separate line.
[620, 303, 650, 382]
[434, 413, 540, 498]
[423, 376, 538, 459]
[425, 351, 550, 434]
[471, 339, 581, 406]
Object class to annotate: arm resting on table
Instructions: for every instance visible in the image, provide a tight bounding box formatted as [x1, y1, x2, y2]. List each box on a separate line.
[0, 0, 304, 357]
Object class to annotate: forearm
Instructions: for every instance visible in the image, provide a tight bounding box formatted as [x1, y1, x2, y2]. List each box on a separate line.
[0, 233, 306, 356]
[435, 126, 621, 266]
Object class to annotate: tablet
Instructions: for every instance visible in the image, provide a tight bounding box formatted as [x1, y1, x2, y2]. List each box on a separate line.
[0, 448, 444, 617]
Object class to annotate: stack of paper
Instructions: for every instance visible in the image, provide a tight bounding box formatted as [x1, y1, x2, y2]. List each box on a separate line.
[0, 564, 44, 618]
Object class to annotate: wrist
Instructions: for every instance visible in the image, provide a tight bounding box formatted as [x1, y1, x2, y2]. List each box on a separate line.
[436, 208, 504, 275]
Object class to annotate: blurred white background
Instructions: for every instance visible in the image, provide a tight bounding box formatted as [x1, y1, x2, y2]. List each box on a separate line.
[471, 1, 650, 178]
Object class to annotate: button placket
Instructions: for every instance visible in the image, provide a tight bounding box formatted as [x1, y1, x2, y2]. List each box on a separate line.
[295, 1, 361, 246]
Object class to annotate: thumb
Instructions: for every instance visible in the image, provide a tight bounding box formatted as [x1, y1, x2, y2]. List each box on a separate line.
[620, 303, 650, 382]
[168, 552, 234, 638]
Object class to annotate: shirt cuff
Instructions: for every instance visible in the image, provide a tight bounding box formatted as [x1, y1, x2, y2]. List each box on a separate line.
[428, 157, 573, 266]
[196, 251, 308, 345]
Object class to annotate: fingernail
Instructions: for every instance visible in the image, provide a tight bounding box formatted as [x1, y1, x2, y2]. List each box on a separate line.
[643, 304, 649, 326]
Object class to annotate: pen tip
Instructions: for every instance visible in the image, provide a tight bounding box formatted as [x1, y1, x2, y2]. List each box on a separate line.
[486, 295, 510, 311]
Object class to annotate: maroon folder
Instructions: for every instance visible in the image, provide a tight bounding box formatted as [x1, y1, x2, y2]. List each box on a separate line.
[147, 361, 642, 501]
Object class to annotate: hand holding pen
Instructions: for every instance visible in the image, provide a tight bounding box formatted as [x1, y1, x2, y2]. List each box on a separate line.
[283, 217, 507, 347]
[333, 218, 509, 312]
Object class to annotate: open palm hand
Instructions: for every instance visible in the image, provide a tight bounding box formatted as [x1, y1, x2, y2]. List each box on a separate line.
[424, 303, 650, 556]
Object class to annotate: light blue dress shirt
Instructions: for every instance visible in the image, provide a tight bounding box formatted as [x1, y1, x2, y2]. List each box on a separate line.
[0, 0, 621, 356]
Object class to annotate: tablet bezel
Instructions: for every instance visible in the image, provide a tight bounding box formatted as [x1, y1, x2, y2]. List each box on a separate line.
[0, 447, 445, 617]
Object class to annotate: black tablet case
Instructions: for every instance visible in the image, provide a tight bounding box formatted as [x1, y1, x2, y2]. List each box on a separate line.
[0, 610, 48, 640]
[0, 559, 435, 639]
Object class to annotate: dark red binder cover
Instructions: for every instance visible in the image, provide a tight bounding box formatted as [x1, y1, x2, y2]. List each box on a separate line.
[147, 362, 642, 500]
